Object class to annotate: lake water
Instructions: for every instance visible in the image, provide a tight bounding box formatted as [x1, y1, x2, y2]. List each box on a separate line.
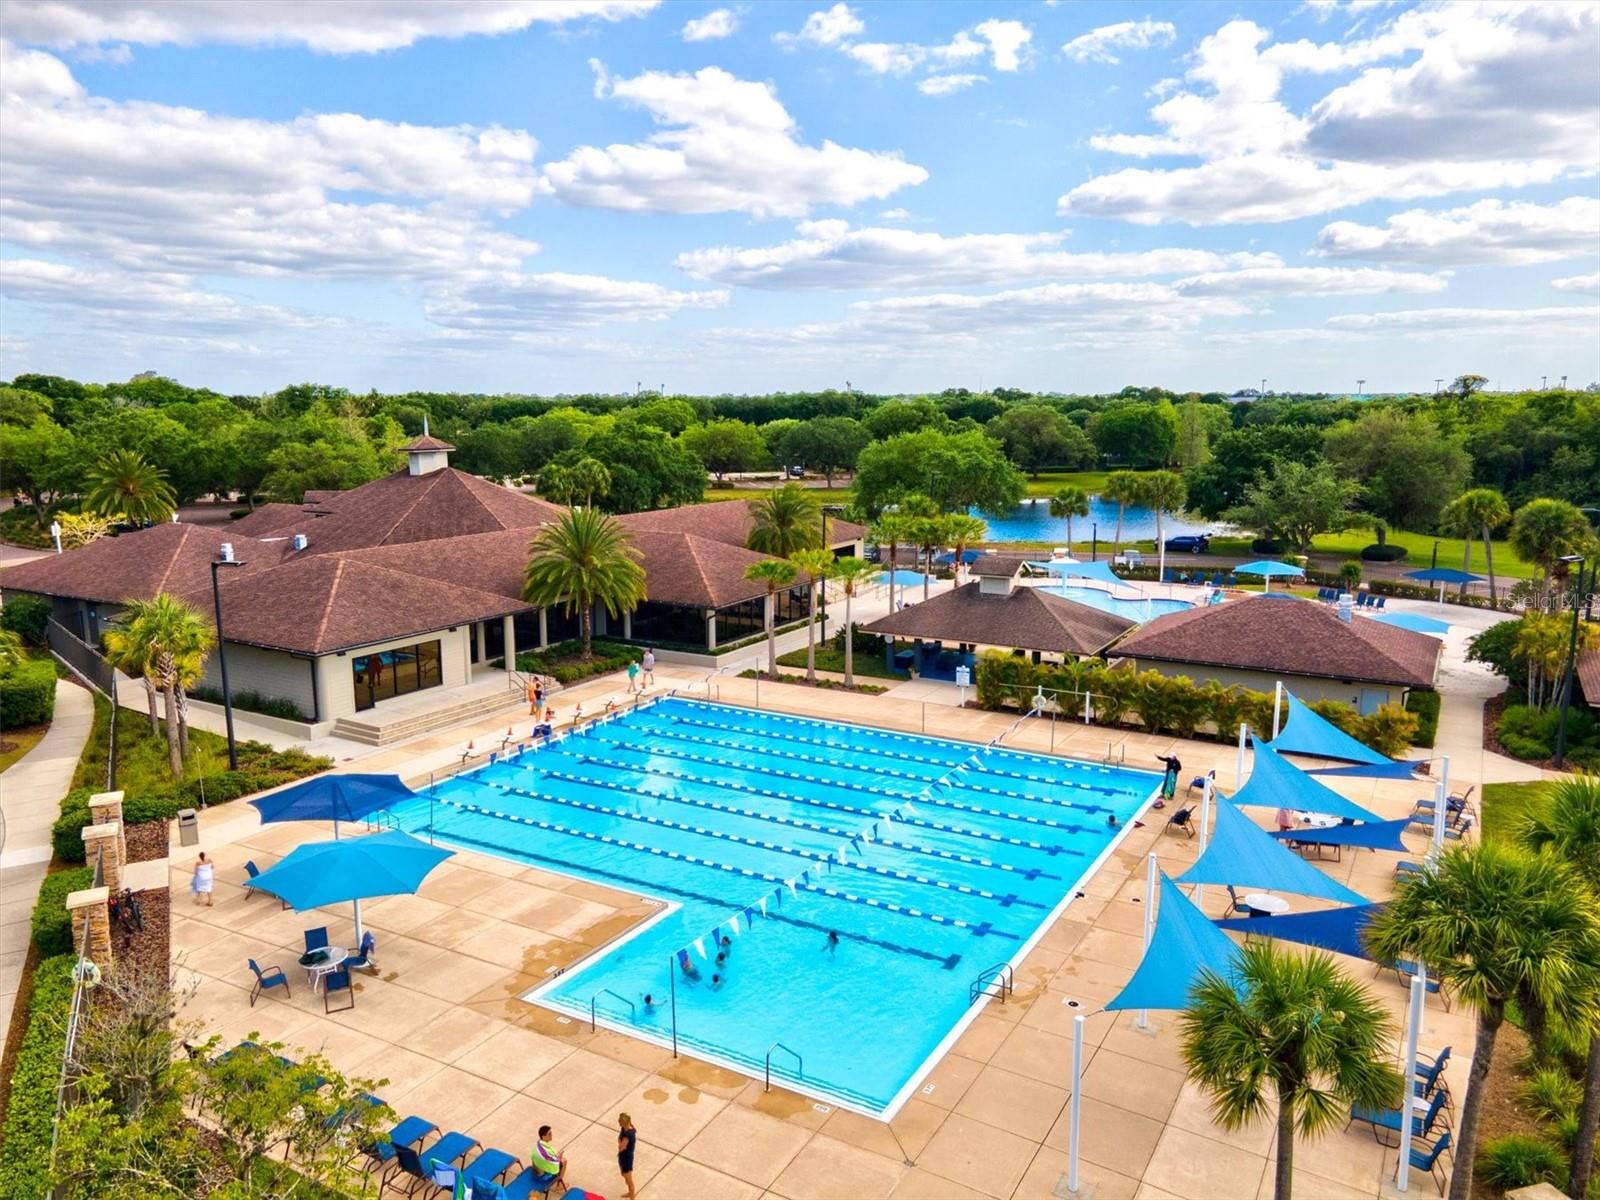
[976, 497, 1217, 545]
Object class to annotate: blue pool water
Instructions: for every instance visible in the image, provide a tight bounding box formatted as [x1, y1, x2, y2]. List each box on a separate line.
[877, 569, 927, 586]
[1051, 584, 1192, 622]
[387, 699, 1158, 1118]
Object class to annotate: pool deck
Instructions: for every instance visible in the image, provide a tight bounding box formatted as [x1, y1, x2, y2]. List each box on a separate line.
[168, 662, 1480, 1200]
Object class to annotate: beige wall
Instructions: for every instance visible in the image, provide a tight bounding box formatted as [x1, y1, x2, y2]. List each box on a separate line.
[313, 626, 474, 723]
[195, 644, 317, 718]
[1126, 660, 1403, 711]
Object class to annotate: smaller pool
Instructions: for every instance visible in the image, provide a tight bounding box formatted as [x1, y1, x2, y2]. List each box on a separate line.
[878, 570, 927, 586]
[1052, 584, 1191, 622]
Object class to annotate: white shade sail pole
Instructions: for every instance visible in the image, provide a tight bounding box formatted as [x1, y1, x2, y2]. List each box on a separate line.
[1195, 776, 1213, 906]
[1236, 722, 1248, 789]
[352, 898, 365, 946]
[1429, 756, 1450, 865]
[1137, 853, 1158, 1031]
[1271, 682, 1284, 739]
[1068, 1013, 1085, 1193]
[1397, 970, 1426, 1192]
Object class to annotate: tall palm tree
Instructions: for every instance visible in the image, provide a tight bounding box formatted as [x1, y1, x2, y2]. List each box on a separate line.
[84, 450, 177, 525]
[870, 511, 909, 614]
[944, 513, 988, 584]
[743, 559, 799, 677]
[536, 462, 574, 505]
[1510, 498, 1597, 611]
[1140, 471, 1188, 582]
[1048, 486, 1090, 555]
[1365, 843, 1600, 1200]
[1517, 774, 1600, 1198]
[747, 484, 823, 558]
[788, 549, 835, 684]
[115, 595, 215, 778]
[1183, 941, 1401, 1200]
[102, 620, 161, 735]
[900, 499, 951, 602]
[830, 557, 878, 688]
[522, 508, 646, 658]
[567, 457, 612, 507]
[1103, 471, 1142, 555]
[1440, 488, 1511, 603]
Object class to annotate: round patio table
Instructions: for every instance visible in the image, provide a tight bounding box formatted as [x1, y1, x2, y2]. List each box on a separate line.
[299, 947, 348, 990]
[1243, 892, 1290, 917]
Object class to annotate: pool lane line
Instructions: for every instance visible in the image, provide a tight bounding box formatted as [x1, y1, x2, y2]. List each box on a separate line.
[464, 776, 1048, 911]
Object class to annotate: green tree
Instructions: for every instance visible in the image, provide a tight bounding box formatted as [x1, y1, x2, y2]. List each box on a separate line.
[1365, 844, 1600, 1200]
[1102, 470, 1143, 553]
[681, 418, 768, 484]
[1510, 497, 1598, 610]
[870, 511, 910, 614]
[579, 420, 705, 512]
[1048, 486, 1091, 553]
[945, 512, 988, 583]
[631, 397, 699, 434]
[1186, 425, 1324, 519]
[1516, 775, 1600, 1199]
[1088, 402, 1178, 468]
[863, 398, 947, 440]
[114, 595, 215, 777]
[522, 508, 646, 658]
[1452, 373, 1488, 398]
[1176, 398, 1221, 469]
[1182, 941, 1401, 1200]
[1223, 461, 1366, 552]
[779, 416, 870, 485]
[0, 385, 53, 426]
[260, 436, 385, 502]
[789, 549, 836, 684]
[536, 461, 576, 505]
[986, 404, 1094, 476]
[1439, 488, 1511, 604]
[744, 558, 799, 677]
[566, 457, 612, 507]
[1140, 471, 1188, 580]
[747, 484, 823, 558]
[830, 557, 878, 688]
[852, 428, 1025, 516]
[899, 495, 951, 602]
[0, 419, 84, 526]
[84, 450, 178, 525]
[1323, 410, 1470, 530]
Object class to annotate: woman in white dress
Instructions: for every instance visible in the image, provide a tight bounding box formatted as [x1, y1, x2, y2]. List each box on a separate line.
[191, 851, 214, 907]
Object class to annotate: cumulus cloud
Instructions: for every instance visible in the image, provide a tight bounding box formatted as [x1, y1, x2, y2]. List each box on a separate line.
[784, 2, 863, 47]
[1326, 305, 1600, 331]
[1171, 266, 1449, 296]
[1552, 272, 1600, 294]
[1061, 19, 1176, 65]
[539, 63, 927, 217]
[682, 7, 738, 42]
[1059, 5, 1600, 225]
[676, 221, 1280, 289]
[918, 74, 985, 97]
[781, 6, 1030, 78]
[1314, 197, 1600, 266]
[426, 272, 729, 333]
[3, 0, 659, 54]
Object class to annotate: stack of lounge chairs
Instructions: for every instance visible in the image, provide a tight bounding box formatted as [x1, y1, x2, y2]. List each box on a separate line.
[1313, 588, 1388, 609]
[364, 1114, 570, 1198]
[1347, 1045, 1456, 1193]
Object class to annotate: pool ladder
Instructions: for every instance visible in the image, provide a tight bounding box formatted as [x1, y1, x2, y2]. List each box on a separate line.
[968, 963, 1015, 1005]
[589, 987, 637, 1031]
[765, 1041, 803, 1091]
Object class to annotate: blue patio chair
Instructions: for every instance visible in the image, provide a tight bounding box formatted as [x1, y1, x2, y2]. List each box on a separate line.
[1348, 1089, 1446, 1146]
[361, 1114, 437, 1185]
[1394, 860, 1425, 878]
[1377, 959, 1451, 1011]
[346, 930, 378, 973]
[324, 967, 355, 1014]
[305, 926, 329, 953]
[1223, 885, 1247, 917]
[422, 1131, 482, 1177]
[1162, 568, 1174, 583]
[247, 958, 290, 1007]
[1401, 1131, 1452, 1195]
[1210, 572, 1223, 587]
[244, 860, 290, 908]
[1375, 596, 1387, 609]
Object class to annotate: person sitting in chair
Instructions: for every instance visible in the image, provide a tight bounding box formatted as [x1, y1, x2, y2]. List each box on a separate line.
[531, 1125, 567, 1189]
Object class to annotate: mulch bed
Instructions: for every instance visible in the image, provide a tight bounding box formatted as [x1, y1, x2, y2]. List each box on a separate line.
[1482, 690, 1568, 771]
[114, 886, 170, 983]
[124, 819, 169, 864]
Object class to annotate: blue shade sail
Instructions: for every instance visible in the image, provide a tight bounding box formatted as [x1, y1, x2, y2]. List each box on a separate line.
[1268, 692, 1394, 767]
[1232, 739, 1383, 823]
[1270, 818, 1412, 853]
[1176, 798, 1371, 906]
[1106, 873, 1243, 1013]
[1215, 903, 1387, 961]
[1026, 559, 1123, 588]
[242, 829, 453, 911]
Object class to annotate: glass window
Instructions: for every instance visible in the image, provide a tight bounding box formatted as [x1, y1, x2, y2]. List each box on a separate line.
[351, 639, 443, 711]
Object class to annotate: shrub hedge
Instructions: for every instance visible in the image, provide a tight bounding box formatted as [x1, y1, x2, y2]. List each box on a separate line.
[31, 866, 96, 957]
[0, 953, 76, 1198]
[1404, 690, 1441, 748]
[189, 685, 307, 721]
[1478, 1133, 1567, 1191]
[1359, 543, 1409, 562]
[515, 638, 641, 685]
[1498, 701, 1600, 769]
[0, 593, 52, 645]
[0, 657, 57, 729]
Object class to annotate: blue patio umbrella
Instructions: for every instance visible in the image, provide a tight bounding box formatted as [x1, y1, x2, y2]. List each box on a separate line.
[1404, 566, 1484, 605]
[250, 773, 414, 837]
[243, 829, 452, 942]
[1233, 559, 1305, 594]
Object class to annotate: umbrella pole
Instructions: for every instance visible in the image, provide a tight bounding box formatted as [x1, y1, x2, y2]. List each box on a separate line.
[1271, 682, 1283, 739]
[1067, 1013, 1085, 1193]
[1397, 971, 1425, 1191]
[1236, 722, 1247, 789]
[353, 897, 364, 946]
[1195, 777, 1213, 906]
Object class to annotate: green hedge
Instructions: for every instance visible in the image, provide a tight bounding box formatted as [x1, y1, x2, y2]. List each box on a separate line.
[0, 657, 56, 729]
[31, 867, 95, 957]
[0, 953, 76, 1198]
[1404, 690, 1441, 748]
[188, 685, 306, 721]
[515, 638, 641, 685]
[0, 594, 52, 645]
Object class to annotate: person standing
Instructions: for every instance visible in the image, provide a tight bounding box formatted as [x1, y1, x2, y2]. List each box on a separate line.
[1154, 753, 1182, 800]
[626, 659, 640, 693]
[617, 1113, 638, 1200]
[190, 851, 214, 907]
[527, 678, 540, 715]
[642, 648, 655, 687]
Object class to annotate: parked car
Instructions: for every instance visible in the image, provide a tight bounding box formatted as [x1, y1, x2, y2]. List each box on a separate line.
[1163, 534, 1210, 553]
[1113, 549, 1144, 567]
[784, 464, 806, 478]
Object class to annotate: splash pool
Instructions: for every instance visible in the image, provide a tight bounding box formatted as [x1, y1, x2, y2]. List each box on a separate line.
[1051, 584, 1192, 622]
[387, 698, 1158, 1118]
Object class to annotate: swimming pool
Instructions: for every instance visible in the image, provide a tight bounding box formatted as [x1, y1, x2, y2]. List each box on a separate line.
[388, 699, 1158, 1118]
[877, 569, 927, 587]
[1050, 584, 1192, 622]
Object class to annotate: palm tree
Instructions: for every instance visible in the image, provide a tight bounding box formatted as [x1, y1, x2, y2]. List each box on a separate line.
[1517, 774, 1600, 1198]
[830, 557, 878, 688]
[84, 450, 177, 525]
[1365, 843, 1600, 1200]
[1103, 471, 1142, 555]
[899, 496, 950, 602]
[536, 462, 574, 505]
[1440, 488, 1510, 603]
[1182, 940, 1401, 1200]
[944, 513, 988, 584]
[747, 484, 823, 558]
[1048, 486, 1090, 555]
[870, 511, 909, 614]
[0, 628, 23, 670]
[1141, 471, 1188, 582]
[789, 549, 836, 684]
[567, 457, 612, 507]
[114, 595, 216, 778]
[522, 508, 646, 658]
[103, 621, 161, 735]
[744, 559, 799, 677]
[1510, 498, 1597, 611]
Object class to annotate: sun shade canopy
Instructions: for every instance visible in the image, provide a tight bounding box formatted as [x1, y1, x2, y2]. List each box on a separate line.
[1177, 798, 1370, 906]
[1231, 739, 1383, 823]
[1233, 560, 1306, 577]
[1404, 568, 1483, 584]
[242, 829, 453, 911]
[1215, 903, 1387, 961]
[1267, 692, 1395, 767]
[1270, 817, 1413, 853]
[1105, 873, 1243, 1013]
[1027, 559, 1123, 588]
[250, 774, 414, 828]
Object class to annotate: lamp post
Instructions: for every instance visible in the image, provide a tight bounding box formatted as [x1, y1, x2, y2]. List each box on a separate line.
[210, 542, 246, 771]
[819, 504, 842, 629]
[1091, 521, 1098, 563]
[1554, 554, 1591, 769]
[1356, 378, 1364, 398]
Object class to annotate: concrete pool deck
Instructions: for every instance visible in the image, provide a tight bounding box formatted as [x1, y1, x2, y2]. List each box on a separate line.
[168, 664, 1479, 1200]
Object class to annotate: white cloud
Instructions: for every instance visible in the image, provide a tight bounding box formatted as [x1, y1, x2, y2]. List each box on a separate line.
[1061, 19, 1176, 65]
[682, 7, 738, 42]
[539, 63, 927, 217]
[1552, 273, 1600, 294]
[426, 272, 729, 332]
[4, 0, 659, 54]
[1060, 6, 1600, 225]
[878, 208, 912, 221]
[918, 74, 985, 97]
[1314, 198, 1600, 266]
[783, 3, 863, 47]
[1326, 305, 1600, 331]
[675, 221, 1280, 289]
[973, 20, 1031, 71]
[1172, 266, 1449, 296]
[783, 6, 1030, 78]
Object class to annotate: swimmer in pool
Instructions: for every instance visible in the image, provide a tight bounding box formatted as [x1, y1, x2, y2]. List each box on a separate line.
[824, 931, 839, 956]
[710, 973, 724, 991]
[1106, 813, 1119, 828]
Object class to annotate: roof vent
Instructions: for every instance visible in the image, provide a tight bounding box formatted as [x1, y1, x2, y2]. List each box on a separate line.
[1337, 593, 1354, 623]
[218, 542, 235, 564]
[292, 533, 308, 552]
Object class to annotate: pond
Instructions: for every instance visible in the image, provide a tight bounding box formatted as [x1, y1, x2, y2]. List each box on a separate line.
[975, 496, 1218, 545]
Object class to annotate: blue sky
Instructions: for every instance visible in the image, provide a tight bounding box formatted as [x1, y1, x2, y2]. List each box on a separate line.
[1, 0, 1596, 395]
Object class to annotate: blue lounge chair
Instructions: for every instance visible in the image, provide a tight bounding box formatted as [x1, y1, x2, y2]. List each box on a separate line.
[244, 860, 290, 908]
[1375, 596, 1387, 609]
[346, 930, 378, 973]
[1348, 1089, 1446, 1145]
[324, 967, 355, 1014]
[423, 1132, 481, 1174]
[1378, 959, 1451, 1011]
[247, 959, 290, 1007]
[460, 1149, 519, 1194]
[363, 1115, 437, 1186]
[1401, 1131, 1452, 1194]
[1394, 860, 1425, 878]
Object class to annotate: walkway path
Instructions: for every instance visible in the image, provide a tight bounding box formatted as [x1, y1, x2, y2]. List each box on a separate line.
[0, 679, 95, 1046]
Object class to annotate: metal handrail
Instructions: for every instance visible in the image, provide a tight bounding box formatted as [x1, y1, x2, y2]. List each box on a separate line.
[969, 963, 1015, 1005]
[590, 987, 637, 1031]
[765, 1041, 803, 1091]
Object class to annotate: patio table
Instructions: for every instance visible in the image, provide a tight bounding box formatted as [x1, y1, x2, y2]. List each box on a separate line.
[299, 946, 349, 990]
[1243, 892, 1290, 917]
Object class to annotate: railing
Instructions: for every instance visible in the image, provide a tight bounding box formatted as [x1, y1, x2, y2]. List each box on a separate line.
[589, 987, 637, 1031]
[46, 617, 118, 788]
[765, 1041, 803, 1091]
[50, 899, 97, 1169]
[1102, 742, 1126, 766]
[969, 963, 1015, 1005]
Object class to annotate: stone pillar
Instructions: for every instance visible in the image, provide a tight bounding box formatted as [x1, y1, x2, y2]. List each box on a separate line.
[622, 611, 632, 641]
[706, 610, 717, 651]
[475, 622, 487, 663]
[89, 790, 126, 869]
[502, 614, 516, 670]
[67, 886, 113, 968]
[82, 823, 122, 893]
[538, 608, 549, 651]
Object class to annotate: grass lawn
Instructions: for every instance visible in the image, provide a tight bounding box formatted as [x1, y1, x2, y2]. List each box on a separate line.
[0, 723, 49, 775]
[1479, 780, 1552, 846]
[1019, 469, 1114, 497]
[777, 643, 907, 680]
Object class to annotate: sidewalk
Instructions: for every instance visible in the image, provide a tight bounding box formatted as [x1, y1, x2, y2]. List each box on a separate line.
[0, 679, 95, 1045]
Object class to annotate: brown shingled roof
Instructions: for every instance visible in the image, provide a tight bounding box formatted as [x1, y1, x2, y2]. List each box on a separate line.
[969, 554, 1030, 578]
[399, 434, 456, 452]
[617, 498, 863, 550]
[1111, 598, 1441, 688]
[0, 523, 287, 605]
[862, 582, 1134, 656]
[338, 528, 532, 600]
[1578, 650, 1600, 710]
[294, 468, 565, 555]
[225, 503, 307, 537]
[627, 530, 790, 608]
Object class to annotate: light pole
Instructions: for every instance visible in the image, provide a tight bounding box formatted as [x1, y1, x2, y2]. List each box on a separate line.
[1554, 554, 1591, 769]
[1091, 521, 1098, 563]
[1434, 378, 1443, 394]
[1356, 378, 1365, 397]
[1542, 375, 1548, 390]
[819, 504, 842, 629]
[1260, 377, 1267, 397]
[210, 543, 246, 771]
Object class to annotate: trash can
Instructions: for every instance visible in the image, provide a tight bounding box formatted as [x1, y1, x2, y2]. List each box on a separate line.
[177, 808, 199, 847]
